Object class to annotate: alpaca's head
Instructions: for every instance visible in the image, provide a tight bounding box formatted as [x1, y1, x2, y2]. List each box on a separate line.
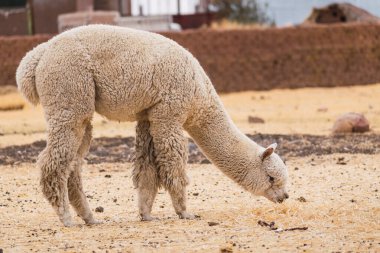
[257, 143, 289, 203]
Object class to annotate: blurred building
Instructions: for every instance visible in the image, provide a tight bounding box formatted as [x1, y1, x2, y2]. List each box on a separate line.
[0, 0, 212, 35]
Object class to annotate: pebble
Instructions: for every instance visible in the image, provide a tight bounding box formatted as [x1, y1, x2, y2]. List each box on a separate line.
[208, 222, 219, 226]
[248, 116, 265, 124]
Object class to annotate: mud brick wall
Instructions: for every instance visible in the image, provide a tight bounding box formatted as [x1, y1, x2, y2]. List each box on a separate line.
[0, 35, 51, 86]
[162, 24, 380, 91]
[2, 24, 380, 92]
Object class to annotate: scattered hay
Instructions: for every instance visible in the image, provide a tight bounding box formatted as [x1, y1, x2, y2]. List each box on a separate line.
[251, 197, 379, 234]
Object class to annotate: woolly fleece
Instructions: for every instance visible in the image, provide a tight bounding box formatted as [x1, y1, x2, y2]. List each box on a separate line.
[16, 25, 289, 226]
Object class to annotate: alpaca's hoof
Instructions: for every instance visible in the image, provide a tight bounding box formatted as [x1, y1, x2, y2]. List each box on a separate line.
[62, 220, 75, 227]
[140, 214, 159, 221]
[178, 212, 198, 220]
[85, 219, 102, 225]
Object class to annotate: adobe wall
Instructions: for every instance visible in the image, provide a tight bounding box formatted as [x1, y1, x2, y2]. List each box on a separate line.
[1, 24, 380, 92]
[0, 34, 51, 86]
[162, 24, 380, 91]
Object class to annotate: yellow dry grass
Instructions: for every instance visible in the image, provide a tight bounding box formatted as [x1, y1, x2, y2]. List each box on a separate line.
[0, 154, 379, 252]
[0, 83, 379, 147]
[221, 84, 380, 135]
[209, 19, 269, 30]
[0, 86, 25, 112]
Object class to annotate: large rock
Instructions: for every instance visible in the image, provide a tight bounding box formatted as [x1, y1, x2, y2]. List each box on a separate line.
[332, 112, 370, 134]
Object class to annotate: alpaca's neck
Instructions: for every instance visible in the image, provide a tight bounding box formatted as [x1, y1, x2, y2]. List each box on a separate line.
[185, 94, 261, 186]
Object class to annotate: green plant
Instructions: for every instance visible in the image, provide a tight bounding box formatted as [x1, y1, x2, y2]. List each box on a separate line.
[211, 0, 274, 25]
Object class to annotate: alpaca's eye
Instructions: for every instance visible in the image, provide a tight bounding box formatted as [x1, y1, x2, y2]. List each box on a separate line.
[269, 176, 275, 183]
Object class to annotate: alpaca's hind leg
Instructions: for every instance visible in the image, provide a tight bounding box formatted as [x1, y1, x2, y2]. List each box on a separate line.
[149, 119, 195, 219]
[39, 120, 88, 227]
[35, 44, 95, 226]
[133, 120, 160, 221]
[67, 123, 100, 225]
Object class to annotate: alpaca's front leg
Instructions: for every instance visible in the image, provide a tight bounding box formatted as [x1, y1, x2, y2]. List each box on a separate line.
[133, 120, 160, 221]
[149, 118, 196, 219]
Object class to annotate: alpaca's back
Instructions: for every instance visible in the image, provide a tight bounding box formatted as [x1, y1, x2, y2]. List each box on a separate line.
[35, 25, 208, 122]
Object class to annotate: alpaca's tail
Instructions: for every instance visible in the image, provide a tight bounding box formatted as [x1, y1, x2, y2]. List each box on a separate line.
[16, 42, 48, 105]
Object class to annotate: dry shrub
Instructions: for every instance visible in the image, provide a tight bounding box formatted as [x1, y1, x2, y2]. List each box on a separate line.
[210, 19, 268, 30]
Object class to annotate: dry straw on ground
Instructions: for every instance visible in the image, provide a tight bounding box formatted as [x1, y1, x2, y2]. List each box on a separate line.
[0, 154, 378, 252]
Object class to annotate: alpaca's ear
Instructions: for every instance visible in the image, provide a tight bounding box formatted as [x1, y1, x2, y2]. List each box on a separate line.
[262, 143, 277, 161]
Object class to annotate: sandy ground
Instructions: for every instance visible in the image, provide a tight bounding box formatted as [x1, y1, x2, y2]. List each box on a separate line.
[1, 83, 379, 147]
[0, 84, 379, 252]
[0, 154, 379, 252]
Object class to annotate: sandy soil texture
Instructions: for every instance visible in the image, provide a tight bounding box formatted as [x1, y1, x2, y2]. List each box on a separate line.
[0, 84, 379, 252]
[0, 154, 379, 252]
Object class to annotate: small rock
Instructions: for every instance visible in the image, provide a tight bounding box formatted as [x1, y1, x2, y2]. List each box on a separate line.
[296, 196, 307, 202]
[95, 206, 104, 213]
[248, 116, 265, 124]
[208, 221, 219, 226]
[337, 157, 347, 165]
[317, 107, 328, 112]
[105, 174, 111, 178]
[193, 192, 199, 196]
[220, 244, 233, 253]
[332, 112, 370, 134]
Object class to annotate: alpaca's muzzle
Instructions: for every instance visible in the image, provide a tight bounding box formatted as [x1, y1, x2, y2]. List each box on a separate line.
[276, 193, 289, 203]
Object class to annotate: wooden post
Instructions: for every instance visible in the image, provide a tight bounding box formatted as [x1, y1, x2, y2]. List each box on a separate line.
[121, 0, 132, 16]
[26, 0, 34, 35]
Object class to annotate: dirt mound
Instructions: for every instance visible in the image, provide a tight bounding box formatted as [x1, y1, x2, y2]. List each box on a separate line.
[1, 134, 379, 166]
[304, 3, 380, 25]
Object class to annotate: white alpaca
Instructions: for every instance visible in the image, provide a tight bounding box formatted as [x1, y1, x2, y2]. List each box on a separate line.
[16, 25, 289, 226]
